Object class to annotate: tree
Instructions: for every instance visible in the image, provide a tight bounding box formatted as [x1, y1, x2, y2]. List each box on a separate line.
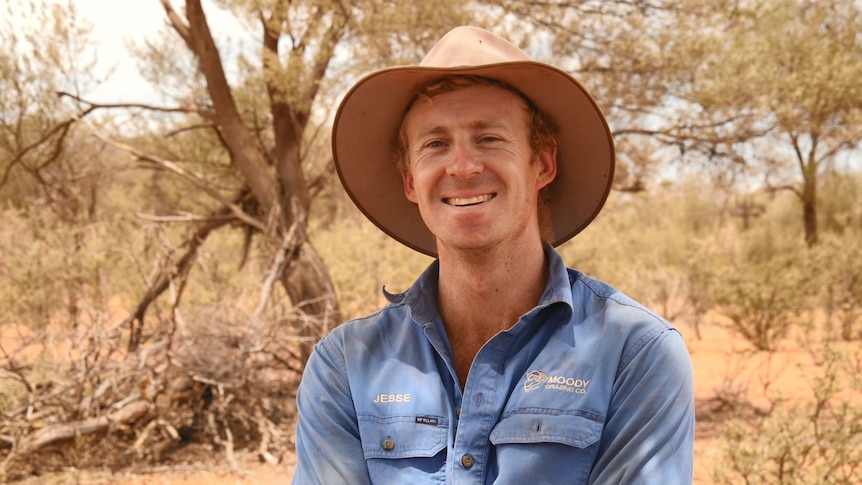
[0, 0, 107, 329]
[678, 0, 862, 246]
[1, 1, 476, 473]
[63, 0, 475, 358]
[491, 0, 862, 247]
[0, 0, 98, 210]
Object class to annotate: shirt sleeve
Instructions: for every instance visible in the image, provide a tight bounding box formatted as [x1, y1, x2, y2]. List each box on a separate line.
[292, 337, 372, 485]
[588, 327, 695, 484]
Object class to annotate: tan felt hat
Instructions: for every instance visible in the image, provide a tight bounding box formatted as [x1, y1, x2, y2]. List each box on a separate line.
[332, 26, 615, 257]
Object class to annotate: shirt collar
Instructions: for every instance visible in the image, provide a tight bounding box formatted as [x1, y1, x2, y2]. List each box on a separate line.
[383, 244, 574, 326]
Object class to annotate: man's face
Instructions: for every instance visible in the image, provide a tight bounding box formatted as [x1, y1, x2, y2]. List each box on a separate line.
[400, 84, 557, 255]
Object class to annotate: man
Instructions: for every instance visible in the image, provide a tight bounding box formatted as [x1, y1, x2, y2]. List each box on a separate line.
[293, 26, 695, 484]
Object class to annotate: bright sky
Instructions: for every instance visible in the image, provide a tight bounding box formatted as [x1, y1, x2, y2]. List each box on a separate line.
[71, 0, 244, 104]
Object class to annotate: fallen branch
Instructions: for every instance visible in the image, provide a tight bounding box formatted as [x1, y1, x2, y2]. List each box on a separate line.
[18, 400, 151, 454]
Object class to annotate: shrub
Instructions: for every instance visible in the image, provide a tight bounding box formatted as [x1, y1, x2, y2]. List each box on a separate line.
[712, 342, 862, 484]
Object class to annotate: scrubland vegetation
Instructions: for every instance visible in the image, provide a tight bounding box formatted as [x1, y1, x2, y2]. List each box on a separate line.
[3, 165, 862, 483]
[2, 0, 861, 483]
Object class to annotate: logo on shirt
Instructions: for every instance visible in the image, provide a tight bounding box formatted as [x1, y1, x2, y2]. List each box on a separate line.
[524, 369, 590, 394]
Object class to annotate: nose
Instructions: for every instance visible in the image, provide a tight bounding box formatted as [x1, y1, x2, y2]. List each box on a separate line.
[446, 142, 483, 178]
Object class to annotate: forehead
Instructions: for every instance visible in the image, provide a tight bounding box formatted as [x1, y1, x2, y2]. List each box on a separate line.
[403, 84, 530, 134]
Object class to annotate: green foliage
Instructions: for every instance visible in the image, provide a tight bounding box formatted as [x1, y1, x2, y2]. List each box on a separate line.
[712, 342, 862, 484]
[708, 195, 815, 350]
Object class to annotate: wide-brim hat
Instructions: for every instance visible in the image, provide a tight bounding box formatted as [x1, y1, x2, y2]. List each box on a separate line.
[332, 26, 615, 257]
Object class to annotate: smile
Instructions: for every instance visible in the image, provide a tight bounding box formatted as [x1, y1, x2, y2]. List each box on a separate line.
[444, 194, 495, 207]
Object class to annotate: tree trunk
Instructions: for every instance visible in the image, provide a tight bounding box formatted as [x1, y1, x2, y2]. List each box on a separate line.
[801, 158, 819, 247]
[281, 240, 341, 364]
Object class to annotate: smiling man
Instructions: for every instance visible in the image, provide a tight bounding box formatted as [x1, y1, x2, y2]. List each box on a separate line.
[292, 26, 695, 484]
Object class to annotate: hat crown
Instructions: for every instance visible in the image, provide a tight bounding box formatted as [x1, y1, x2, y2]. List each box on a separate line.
[421, 26, 532, 68]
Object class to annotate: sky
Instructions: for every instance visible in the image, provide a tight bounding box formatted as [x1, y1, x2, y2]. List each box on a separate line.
[21, 0, 862, 172]
[70, 0, 244, 104]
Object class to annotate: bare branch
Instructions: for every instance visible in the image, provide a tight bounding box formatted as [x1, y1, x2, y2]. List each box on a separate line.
[160, 0, 192, 45]
[57, 91, 201, 117]
[0, 113, 82, 189]
[251, 220, 300, 336]
[86, 127, 266, 232]
[122, 205, 236, 351]
[134, 211, 236, 223]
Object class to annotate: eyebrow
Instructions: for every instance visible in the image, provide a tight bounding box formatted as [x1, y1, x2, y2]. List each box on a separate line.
[413, 119, 510, 140]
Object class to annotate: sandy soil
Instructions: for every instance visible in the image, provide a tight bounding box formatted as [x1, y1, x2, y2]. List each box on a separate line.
[10, 321, 856, 484]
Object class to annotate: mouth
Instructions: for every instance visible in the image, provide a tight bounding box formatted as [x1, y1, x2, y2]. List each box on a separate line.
[444, 193, 496, 207]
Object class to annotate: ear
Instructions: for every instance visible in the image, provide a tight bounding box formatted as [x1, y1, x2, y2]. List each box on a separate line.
[535, 143, 558, 191]
[401, 167, 418, 203]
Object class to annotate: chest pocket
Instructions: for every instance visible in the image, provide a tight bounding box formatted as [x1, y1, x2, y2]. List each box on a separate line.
[489, 412, 603, 484]
[489, 412, 602, 447]
[358, 414, 448, 459]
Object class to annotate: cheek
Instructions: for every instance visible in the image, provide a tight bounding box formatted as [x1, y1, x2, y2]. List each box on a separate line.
[405, 163, 440, 196]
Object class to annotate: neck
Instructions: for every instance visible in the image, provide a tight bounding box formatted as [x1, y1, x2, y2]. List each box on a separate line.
[435, 238, 549, 390]
[437, 239, 549, 336]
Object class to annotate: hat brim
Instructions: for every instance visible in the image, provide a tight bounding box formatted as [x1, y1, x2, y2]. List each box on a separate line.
[332, 61, 615, 257]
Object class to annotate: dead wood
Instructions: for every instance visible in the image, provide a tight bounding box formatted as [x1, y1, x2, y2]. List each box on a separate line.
[1, 297, 304, 482]
[18, 400, 152, 454]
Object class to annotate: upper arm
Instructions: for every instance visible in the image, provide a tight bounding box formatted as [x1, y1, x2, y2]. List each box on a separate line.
[589, 328, 695, 484]
[292, 339, 372, 485]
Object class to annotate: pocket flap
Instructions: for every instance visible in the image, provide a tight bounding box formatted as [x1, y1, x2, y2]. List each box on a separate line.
[358, 414, 448, 459]
[489, 412, 602, 448]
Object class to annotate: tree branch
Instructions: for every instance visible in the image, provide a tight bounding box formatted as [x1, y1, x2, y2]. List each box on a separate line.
[122, 204, 238, 351]
[160, 0, 192, 45]
[251, 220, 300, 337]
[88, 129, 266, 232]
[0, 112, 84, 190]
[18, 400, 151, 454]
[57, 91, 201, 117]
[183, 0, 280, 213]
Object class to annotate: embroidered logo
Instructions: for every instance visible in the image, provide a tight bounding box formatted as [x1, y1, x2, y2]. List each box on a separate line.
[524, 370, 590, 394]
[524, 370, 548, 392]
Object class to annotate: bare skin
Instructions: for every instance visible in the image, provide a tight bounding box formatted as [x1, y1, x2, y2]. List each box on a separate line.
[401, 85, 557, 388]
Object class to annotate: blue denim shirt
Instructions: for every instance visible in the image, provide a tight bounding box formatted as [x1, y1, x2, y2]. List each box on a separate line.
[293, 247, 694, 484]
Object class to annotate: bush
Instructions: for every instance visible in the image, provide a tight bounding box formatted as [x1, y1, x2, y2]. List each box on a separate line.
[712, 341, 862, 484]
[710, 217, 814, 351]
[812, 229, 862, 341]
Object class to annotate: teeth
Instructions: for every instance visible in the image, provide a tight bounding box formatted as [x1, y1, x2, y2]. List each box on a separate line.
[445, 194, 493, 206]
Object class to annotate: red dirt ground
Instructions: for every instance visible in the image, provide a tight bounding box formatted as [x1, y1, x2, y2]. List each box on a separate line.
[10, 321, 858, 484]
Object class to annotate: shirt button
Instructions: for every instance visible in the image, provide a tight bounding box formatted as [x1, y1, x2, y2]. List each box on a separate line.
[461, 453, 475, 469]
[456, 408, 461, 419]
[382, 439, 395, 451]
